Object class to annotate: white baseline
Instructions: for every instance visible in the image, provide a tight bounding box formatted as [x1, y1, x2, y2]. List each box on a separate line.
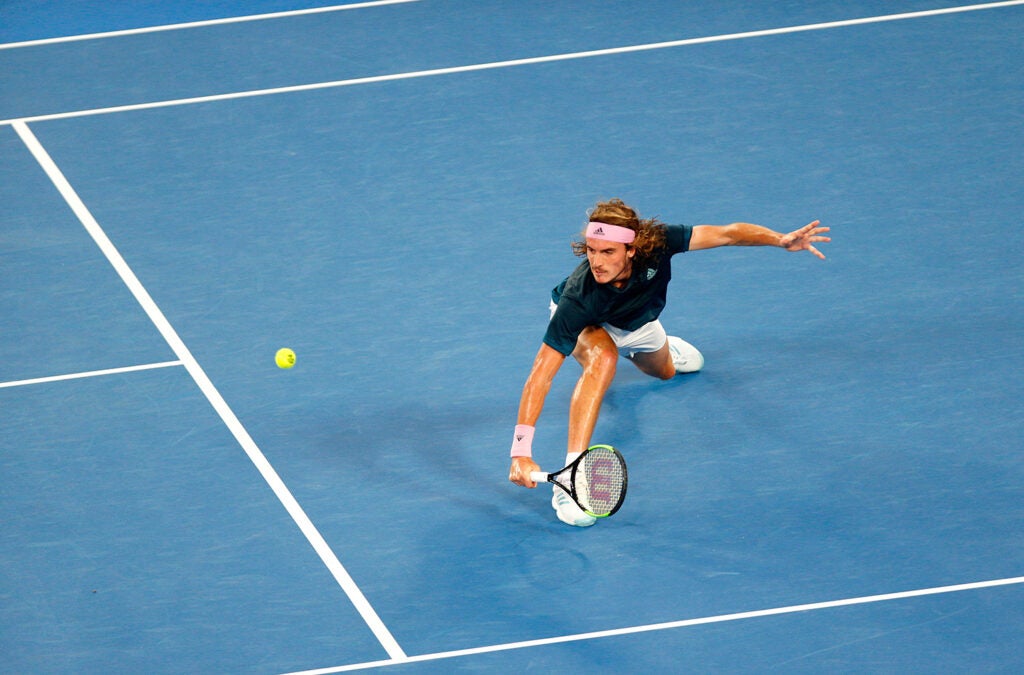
[0, 1, 419, 51]
[1, 0, 1023, 126]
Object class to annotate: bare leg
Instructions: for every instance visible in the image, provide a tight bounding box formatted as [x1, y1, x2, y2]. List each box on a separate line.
[628, 340, 676, 380]
[567, 326, 619, 455]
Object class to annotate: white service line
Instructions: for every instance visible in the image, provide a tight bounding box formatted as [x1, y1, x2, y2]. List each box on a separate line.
[1, 0, 1023, 127]
[285, 575, 1024, 673]
[0, 0, 419, 50]
[11, 119, 406, 662]
[0, 360, 183, 389]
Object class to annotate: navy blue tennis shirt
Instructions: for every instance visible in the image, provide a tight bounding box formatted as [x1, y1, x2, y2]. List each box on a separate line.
[543, 224, 693, 355]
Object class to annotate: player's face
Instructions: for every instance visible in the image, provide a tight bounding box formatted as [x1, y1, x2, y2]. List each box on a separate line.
[586, 238, 635, 287]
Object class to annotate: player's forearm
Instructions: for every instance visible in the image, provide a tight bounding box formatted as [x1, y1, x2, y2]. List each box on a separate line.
[721, 222, 784, 247]
[517, 372, 553, 425]
[510, 356, 557, 464]
[516, 343, 565, 425]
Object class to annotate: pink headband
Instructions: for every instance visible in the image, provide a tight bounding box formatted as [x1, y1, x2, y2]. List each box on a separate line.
[586, 221, 636, 244]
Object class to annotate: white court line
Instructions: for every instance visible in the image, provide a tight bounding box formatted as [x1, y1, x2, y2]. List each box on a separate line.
[5, 1, 1020, 668]
[0, 0, 419, 51]
[0, 360, 183, 389]
[286, 575, 1024, 673]
[10, 119, 407, 663]
[1, 0, 1023, 127]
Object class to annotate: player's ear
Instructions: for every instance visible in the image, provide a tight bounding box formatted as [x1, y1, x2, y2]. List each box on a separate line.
[626, 245, 636, 258]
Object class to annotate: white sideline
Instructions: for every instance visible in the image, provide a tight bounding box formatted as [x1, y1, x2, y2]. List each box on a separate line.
[11, 120, 407, 662]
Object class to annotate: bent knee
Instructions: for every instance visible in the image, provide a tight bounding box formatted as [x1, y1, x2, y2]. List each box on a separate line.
[574, 328, 619, 371]
[642, 356, 675, 380]
[654, 364, 676, 380]
[582, 342, 619, 373]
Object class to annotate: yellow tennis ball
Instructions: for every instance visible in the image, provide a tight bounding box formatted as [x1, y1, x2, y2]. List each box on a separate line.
[275, 348, 296, 369]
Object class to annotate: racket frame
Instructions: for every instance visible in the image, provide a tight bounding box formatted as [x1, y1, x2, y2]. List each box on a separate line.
[530, 444, 628, 518]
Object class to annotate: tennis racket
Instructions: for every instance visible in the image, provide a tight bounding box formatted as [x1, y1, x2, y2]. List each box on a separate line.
[530, 444, 628, 518]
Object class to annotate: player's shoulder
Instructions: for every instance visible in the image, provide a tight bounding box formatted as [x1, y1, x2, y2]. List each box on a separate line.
[664, 223, 693, 253]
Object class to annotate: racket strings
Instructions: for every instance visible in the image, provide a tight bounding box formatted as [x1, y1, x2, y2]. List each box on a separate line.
[575, 447, 626, 516]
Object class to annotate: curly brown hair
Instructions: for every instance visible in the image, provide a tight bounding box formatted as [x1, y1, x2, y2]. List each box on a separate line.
[571, 198, 667, 266]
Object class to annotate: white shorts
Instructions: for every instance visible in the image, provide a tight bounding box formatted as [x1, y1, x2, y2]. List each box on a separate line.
[549, 300, 668, 358]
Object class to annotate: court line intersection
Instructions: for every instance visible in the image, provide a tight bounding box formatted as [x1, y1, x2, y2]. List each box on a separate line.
[0, 360, 183, 389]
[287, 575, 1024, 673]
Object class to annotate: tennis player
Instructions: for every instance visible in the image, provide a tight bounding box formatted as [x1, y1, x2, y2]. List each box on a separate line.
[508, 198, 830, 526]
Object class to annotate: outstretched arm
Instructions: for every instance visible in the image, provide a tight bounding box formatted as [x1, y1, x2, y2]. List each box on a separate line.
[689, 220, 831, 259]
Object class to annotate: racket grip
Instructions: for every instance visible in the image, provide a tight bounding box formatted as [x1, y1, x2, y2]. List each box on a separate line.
[529, 471, 549, 483]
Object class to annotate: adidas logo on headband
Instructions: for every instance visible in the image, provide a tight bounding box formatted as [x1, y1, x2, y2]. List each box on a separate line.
[586, 221, 636, 244]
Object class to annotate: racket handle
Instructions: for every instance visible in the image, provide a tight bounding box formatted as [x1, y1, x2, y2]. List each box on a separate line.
[529, 471, 549, 483]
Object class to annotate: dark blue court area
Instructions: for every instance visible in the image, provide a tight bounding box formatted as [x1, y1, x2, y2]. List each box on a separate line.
[2, 1, 1023, 672]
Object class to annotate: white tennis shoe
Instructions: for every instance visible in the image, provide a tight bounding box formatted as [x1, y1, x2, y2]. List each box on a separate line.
[552, 488, 597, 527]
[668, 336, 704, 374]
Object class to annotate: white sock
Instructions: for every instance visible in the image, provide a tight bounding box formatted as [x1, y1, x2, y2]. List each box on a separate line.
[554, 453, 583, 495]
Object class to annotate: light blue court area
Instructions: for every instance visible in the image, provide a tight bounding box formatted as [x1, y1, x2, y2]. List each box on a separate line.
[0, 125, 177, 382]
[2, 1, 1023, 672]
[1, 369, 388, 673]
